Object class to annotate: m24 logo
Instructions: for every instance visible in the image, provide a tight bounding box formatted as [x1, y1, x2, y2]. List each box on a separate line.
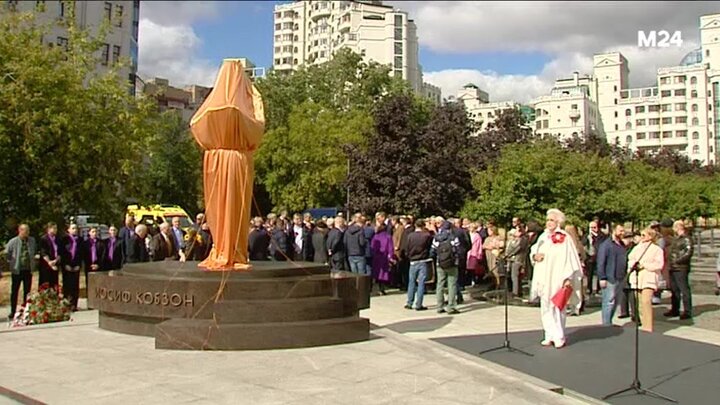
[637, 30, 683, 48]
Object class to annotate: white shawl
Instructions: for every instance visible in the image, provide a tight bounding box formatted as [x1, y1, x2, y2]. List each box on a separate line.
[530, 229, 583, 303]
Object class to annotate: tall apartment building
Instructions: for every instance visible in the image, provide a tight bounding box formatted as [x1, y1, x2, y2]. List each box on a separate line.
[272, 0, 423, 93]
[453, 84, 527, 133]
[527, 13, 720, 164]
[9, 0, 140, 93]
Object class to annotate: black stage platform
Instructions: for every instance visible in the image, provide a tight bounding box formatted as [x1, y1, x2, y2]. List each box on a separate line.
[434, 325, 720, 404]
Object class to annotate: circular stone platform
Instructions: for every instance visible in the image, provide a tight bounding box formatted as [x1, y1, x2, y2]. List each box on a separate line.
[87, 261, 371, 350]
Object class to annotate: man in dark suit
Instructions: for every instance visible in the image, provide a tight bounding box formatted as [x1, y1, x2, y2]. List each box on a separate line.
[83, 227, 105, 293]
[126, 224, 150, 263]
[452, 218, 471, 303]
[171, 216, 186, 252]
[290, 214, 313, 262]
[118, 215, 135, 264]
[248, 217, 270, 261]
[398, 216, 415, 291]
[151, 222, 184, 261]
[103, 226, 123, 270]
[62, 223, 83, 311]
[39, 222, 62, 290]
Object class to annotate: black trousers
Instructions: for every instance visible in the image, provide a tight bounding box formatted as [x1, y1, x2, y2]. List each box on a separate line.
[670, 270, 692, 315]
[38, 266, 59, 291]
[457, 252, 468, 288]
[398, 259, 410, 290]
[62, 270, 80, 310]
[586, 260, 600, 294]
[10, 271, 32, 316]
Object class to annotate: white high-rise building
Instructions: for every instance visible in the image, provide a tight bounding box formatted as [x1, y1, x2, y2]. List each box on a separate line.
[453, 84, 522, 133]
[272, 0, 424, 93]
[527, 13, 720, 164]
[9, 1, 140, 93]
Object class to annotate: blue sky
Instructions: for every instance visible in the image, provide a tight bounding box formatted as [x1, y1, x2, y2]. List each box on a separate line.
[138, 1, 718, 103]
[188, 1, 552, 75]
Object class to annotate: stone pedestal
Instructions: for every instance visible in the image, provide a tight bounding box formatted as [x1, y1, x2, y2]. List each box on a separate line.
[88, 261, 371, 350]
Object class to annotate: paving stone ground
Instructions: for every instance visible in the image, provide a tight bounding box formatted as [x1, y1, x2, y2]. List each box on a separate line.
[0, 288, 718, 405]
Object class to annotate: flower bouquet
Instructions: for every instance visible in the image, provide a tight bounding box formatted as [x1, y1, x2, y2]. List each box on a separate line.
[12, 283, 72, 327]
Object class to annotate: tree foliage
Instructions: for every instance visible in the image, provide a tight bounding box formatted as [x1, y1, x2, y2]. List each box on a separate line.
[133, 112, 203, 216]
[346, 95, 477, 217]
[254, 48, 409, 211]
[0, 9, 157, 238]
[462, 139, 720, 226]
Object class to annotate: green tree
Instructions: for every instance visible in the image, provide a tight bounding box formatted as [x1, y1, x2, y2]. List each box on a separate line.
[259, 101, 372, 212]
[254, 48, 409, 211]
[0, 9, 156, 238]
[134, 112, 203, 216]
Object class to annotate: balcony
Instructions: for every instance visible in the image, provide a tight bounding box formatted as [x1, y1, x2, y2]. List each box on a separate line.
[569, 109, 581, 120]
[311, 5, 331, 20]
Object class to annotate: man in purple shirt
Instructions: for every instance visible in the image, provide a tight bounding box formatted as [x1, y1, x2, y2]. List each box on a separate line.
[104, 226, 123, 270]
[62, 224, 83, 311]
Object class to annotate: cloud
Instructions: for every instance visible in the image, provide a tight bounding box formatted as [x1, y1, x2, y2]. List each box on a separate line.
[137, 2, 225, 88]
[394, 1, 714, 102]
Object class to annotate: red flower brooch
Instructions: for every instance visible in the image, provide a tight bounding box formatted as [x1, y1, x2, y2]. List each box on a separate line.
[551, 232, 566, 244]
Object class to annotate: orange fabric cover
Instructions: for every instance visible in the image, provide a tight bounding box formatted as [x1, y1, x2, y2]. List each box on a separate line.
[190, 60, 265, 270]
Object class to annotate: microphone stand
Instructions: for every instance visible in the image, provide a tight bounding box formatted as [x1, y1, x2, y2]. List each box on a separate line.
[479, 253, 533, 357]
[602, 242, 676, 403]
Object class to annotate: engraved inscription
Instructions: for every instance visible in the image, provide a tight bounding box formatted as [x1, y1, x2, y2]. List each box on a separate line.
[95, 287, 194, 307]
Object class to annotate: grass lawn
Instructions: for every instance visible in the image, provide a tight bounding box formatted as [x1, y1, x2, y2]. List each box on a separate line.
[0, 271, 88, 307]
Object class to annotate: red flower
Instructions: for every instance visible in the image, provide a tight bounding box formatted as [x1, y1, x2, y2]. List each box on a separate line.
[30, 311, 37, 317]
[551, 232, 566, 244]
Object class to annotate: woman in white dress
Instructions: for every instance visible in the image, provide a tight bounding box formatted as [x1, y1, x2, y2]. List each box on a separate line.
[530, 209, 583, 348]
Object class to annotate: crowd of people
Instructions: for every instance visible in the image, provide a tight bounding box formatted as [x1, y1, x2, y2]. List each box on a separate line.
[2, 206, 711, 348]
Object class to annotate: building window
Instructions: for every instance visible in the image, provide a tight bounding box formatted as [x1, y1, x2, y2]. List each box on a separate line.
[635, 106, 645, 113]
[675, 75, 686, 83]
[115, 4, 123, 27]
[274, 46, 280, 53]
[676, 130, 687, 137]
[104, 2, 112, 21]
[394, 14, 402, 26]
[648, 105, 660, 112]
[394, 41, 402, 55]
[394, 27, 402, 40]
[662, 131, 672, 138]
[692, 117, 699, 126]
[394, 69, 402, 78]
[614, 99, 617, 105]
[662, 117, 672, 124]
[626, 135, 632, 144]
[101, 43, 109, 65]
[675, 103, 686, 111]
[690, 76, 697, 85]
[674, 89, 686, 97]
[636, 119, 645, 126]
[692, 104, 698, 112]
[661, 104, 671, 112]
[675, 116, 687, 124]
[625, 108, 631, 116]
[636, 132, 646, 140]
[571, 104, 578, 110]
[614, 85, 617, 92]
[614, 111, 618, 118]
[693, 145, 700, 154]
[691, 90, 698, 98]
[394, 56, 402, 68]
[660, 77, 669, 84]
[661, 90, 671, 97]
[614, 124, 618, 131]
[649, 118, 660, 125]
[706, 50, 710, 57]
[112, 45, 120, 63]
[275, 23, 281, 30]
[625, 122, 632, 130]
[650, 131, 660, 139]
[274, 58, 280, 65]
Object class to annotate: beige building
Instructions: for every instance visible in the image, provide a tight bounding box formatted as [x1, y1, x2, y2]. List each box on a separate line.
[527, 13, 720, 164]
[422, 82, 442, 105]
[272, 1, 434, 97]
[453, 84, 521, 133]
[10, 0, 140, 93]
[533, 72, 601, 139]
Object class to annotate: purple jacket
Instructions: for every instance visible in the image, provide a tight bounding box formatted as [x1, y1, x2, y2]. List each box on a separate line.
[371, 231, 394, 283]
